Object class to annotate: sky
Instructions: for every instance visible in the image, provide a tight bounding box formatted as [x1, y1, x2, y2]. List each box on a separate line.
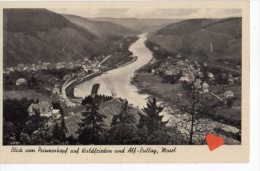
[50, 8, 242, 19]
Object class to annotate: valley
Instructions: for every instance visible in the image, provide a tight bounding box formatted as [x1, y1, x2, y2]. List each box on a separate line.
[2, 8, 242, 145]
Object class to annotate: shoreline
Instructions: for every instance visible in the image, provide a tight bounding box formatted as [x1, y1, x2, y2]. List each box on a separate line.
[131, 72, 241, 144]
[64, 55, 138, 101]
[63, 35, 139, 101]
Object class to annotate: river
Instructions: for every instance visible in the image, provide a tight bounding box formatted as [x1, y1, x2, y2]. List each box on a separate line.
[74, 33, 152, 108]
[73, 33, 240, 144]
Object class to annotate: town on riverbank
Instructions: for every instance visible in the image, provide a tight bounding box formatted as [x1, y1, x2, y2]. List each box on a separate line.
[3, 8, 242, 146]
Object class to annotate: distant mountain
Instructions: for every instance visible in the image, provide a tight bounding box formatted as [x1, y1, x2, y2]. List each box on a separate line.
[147, 17, 242, 64]
[91, 17, 182, 33]
[64, 15, 140, 43]
[3, 9, 138, 67]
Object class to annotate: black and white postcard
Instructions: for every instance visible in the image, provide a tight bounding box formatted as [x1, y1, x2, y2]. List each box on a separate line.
[0, 0, 250, 163]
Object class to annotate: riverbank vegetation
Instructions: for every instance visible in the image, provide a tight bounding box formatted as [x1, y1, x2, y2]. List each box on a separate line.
[3, 96, 187, 145]
[101, 37, 138, 68]
[132, 39, 241, 144]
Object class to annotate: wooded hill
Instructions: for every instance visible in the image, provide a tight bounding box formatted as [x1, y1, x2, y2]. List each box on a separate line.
[3, 9, 138, 67]
[147, 17, 242, 64]
[92, 17, 181, 33]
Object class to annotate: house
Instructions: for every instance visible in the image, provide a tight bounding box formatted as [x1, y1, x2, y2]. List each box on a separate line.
[165, 68, 179, 76]
[56, 62, 66, 69]
[176, 54, 182, 59]
[52, 87, 60, 95]
[23, 66, 28, 71]
[208, 72, 214, 78]
[194, 60, 201, 67]
[67, 62, 75, 69]
[16, 78, 27, 86]
[82, 65, 91, 73]
[93, 67, 100, 73]
[28, 65, 36, 71]
[189, 64, 195, 70]
[194, 79, 202, 89]
[198, 71, 204, 78]
[42, 62, 51, 69]
[223, 90, 234, 99]
[228, 77, 235, 85]
[228, 73, 234, 85]
[28, 101, 53, 117]
[179, 76, 191, 82]
[17, 63, 25, 70]
[51, 109, 61, 119]
[63, 74, 72, 81]
[176, 60, 185, 66]
[150, 59, 156, 64]
[202, 82, 209, 93]
[84, 58, 90, 62]
[6, 67, 15, 73]
[52, 84, 60, 94]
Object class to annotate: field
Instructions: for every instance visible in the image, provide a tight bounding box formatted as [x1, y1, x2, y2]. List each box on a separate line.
[132, 72, 241, 127]
[132, 72, 183, 104]
[3, 90, 51, 101]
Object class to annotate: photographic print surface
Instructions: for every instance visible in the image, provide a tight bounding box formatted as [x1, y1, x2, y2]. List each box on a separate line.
[0, 0, 249, 163]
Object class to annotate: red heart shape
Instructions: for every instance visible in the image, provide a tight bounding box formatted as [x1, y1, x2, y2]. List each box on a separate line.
[206, 133, 224, 151]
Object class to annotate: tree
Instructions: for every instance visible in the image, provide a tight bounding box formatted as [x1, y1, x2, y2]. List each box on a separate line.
[51, 101, 68, 140]
[30, 126, 50, 145]
[137, 98, 186, 145]
[139, 98, 167, 133]
[52, 122, 67, 145]
[23, 108, 43, 136]
[3, 119, 18, 145]
[175, 65, 223, 144]
[52, 102, 62, 111]
[145, 127, 186, 145]
[81, 95, 113, 106]
[112, 101, 135, 125]
[67, 135, 78, 145]
[81, 95, 93, 105]
[77, 97, 106, 144]
[106, 101, 139, 144]
[20, 132, 31, 145]
[61, 115, 68, 133]
[21, 108, 50, 145]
